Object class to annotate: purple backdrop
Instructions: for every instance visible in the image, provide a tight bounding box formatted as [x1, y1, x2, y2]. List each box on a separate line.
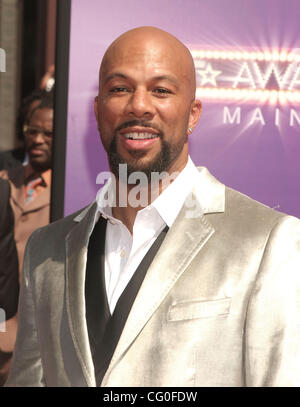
[64, 0, 300, 217]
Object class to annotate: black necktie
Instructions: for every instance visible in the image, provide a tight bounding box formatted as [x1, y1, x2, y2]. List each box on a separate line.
[85, 215, 169, 386]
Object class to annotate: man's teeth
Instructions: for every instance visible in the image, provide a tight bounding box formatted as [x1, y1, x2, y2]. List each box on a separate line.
[123, 132, 158, 140]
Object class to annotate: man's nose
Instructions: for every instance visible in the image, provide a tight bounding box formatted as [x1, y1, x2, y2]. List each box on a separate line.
[31, 131, 45, 143]
[125, 89, 155, 118]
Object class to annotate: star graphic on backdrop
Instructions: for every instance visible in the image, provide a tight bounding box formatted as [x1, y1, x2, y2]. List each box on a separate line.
[197, 63, 222, 86]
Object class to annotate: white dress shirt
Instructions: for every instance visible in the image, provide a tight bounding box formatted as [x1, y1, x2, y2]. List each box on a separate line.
[96, 157, 199, 313]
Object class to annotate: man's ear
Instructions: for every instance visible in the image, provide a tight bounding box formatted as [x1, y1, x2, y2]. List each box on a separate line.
[188, 99, 202, 132]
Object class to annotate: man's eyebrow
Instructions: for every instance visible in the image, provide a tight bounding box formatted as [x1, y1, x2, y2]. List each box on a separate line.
[103, 73, 179, 86]
[103, 73, 128, 84]
[152, 75, 179, 86]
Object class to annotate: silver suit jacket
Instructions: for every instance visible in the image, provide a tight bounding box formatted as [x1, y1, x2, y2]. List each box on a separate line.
[6, 167, 300, 386]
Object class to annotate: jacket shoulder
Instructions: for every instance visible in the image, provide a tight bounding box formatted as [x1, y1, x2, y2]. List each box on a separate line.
[226, 186, 284, 218]
[22, 202, 97, 277]
[223, 185, 300, 235]
[32, 202, 96, 240]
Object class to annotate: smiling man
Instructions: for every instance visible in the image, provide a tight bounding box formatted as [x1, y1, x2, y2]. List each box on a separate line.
[96, 28, 199, 177]
[6, 27, 300, 387]
[94, 27, 201, 233]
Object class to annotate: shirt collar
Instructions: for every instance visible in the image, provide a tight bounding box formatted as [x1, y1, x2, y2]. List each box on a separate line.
[24, 164, 52, 186]
[150, 157, 200, 227]
[96, 177, 119, 224]
[96, 156, 200, 227]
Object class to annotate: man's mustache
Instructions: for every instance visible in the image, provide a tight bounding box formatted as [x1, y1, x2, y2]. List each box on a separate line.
[115, 120, 162, 136]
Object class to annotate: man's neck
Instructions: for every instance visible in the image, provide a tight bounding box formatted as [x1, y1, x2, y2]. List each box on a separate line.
[25, 164, 52, 185]
[111, 158, 188, 234]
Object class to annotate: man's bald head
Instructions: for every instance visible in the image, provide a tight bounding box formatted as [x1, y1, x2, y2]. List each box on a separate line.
[95, 26, 202, 178]
[99, 26, 197, 100]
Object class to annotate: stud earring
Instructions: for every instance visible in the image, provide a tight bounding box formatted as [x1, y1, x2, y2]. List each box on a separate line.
[188, 127, 193, 134]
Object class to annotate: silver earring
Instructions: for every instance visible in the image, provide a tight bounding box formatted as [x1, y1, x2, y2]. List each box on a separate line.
[188, 127, 193, 133]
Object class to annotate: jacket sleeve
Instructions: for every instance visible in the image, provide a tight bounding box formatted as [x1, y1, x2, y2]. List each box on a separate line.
[5, 230, 45, 387]
[245, 215, 300, 386]
[0, 179, 19, 320]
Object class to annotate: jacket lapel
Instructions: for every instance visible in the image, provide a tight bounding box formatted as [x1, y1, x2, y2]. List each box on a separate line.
[65, 202, 98, 387]
[102, 167, 225, 384]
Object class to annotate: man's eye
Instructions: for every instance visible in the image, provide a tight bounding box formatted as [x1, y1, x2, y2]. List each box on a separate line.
[110, 87, 128, 93]
[153, 88, 171, 95]
[44, 131, 53, 138]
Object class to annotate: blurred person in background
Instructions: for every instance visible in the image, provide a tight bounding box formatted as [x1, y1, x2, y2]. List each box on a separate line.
[0, 66, 55, 171]
[0, 89, 54, 281]
[0, 90, 53, 385]
[0, 178, 19, 386]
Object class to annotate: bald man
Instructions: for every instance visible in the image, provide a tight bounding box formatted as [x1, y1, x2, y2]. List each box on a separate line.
[6, 27, 300, 387]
